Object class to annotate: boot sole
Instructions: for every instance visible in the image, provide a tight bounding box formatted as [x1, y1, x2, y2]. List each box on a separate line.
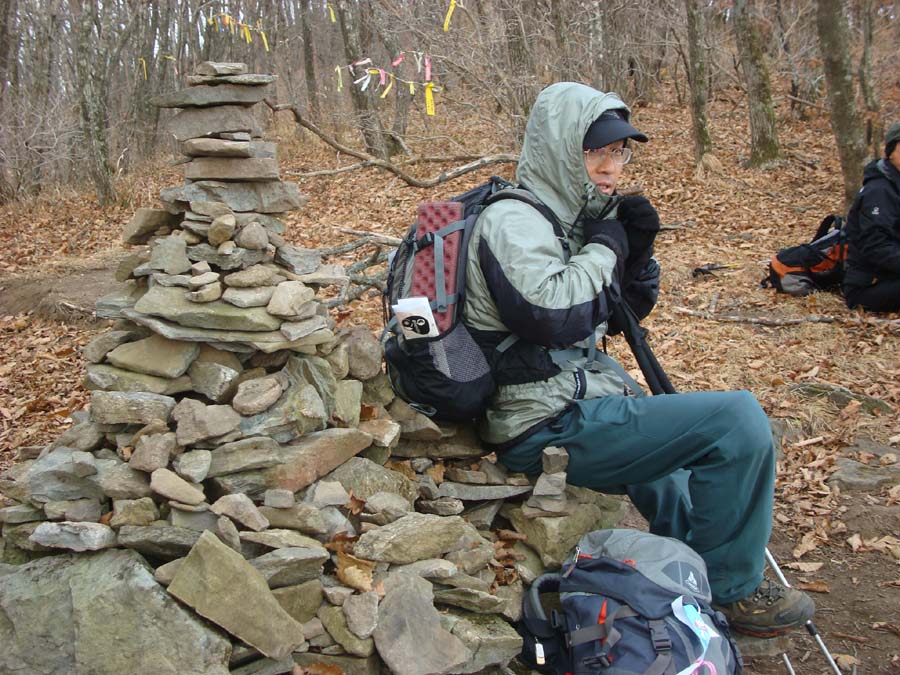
[731, 622, 806, 639]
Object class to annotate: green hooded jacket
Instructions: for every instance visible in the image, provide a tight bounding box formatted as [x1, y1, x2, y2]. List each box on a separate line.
[463, 82, 640, 446]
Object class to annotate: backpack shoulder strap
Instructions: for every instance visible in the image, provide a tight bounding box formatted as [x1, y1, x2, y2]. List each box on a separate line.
[482, 188, 571, 260]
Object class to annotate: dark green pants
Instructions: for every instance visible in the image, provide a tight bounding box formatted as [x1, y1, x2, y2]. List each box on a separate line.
[499, 390, 774, 604]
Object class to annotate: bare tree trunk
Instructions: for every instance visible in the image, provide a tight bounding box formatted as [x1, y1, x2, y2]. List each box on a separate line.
[733, 0, 780, 166]
[858, 0, 882, 159]
[298, 0, 319, 119]
[73, 0, 116, 205]
[816, 0, 867, 208]
[336, 0, 388, 158]
[684, 0, 713, 163]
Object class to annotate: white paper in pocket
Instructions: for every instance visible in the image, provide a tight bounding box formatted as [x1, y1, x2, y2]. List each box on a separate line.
[392, 297, 439, 340]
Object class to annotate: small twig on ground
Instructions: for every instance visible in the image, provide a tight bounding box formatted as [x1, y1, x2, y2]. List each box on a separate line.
[337, 228, 402, 246]
[318, 237, 374, 256]
[673, 306, 900, 329]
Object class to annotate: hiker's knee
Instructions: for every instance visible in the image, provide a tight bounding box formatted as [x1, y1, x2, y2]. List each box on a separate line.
[721, 390, 775, 461]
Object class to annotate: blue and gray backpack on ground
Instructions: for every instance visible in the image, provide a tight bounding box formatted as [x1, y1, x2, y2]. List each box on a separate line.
[519, 529, 743, 674]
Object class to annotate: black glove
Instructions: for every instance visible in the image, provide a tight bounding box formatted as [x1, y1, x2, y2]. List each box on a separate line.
[606, 258, 661, 336]
[583, 218, 629, 270]
[618, 196, 660, 284]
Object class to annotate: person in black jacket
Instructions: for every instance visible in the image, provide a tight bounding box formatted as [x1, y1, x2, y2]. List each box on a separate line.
[842, 122, 900, 312]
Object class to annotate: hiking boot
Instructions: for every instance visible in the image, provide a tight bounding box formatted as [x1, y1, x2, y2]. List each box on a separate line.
[714, 578, 815, 638]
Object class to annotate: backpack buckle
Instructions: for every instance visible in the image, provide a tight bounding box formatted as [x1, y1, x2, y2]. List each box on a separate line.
[649, 623, 672, 653]
[415, 232, 435, 250]
[582, 655, 611, 669]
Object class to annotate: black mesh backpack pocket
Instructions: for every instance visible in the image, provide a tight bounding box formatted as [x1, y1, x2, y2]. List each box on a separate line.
[384, 322, 495, 421]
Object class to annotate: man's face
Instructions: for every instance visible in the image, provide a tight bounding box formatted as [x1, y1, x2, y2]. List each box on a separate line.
[890, 142, 900, 172]
[583, 140, 626, 196]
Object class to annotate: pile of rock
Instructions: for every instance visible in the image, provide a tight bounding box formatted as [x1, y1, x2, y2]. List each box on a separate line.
[0, 62, 629, 675]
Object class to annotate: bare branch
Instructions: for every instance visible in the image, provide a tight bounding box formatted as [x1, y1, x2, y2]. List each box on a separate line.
[672, 307, 900, 330]
[266, 99, 518, 187]
[338, 228, 403, 246]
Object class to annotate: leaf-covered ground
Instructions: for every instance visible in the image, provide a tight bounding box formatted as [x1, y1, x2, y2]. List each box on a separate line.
[0, 86, 897, 671]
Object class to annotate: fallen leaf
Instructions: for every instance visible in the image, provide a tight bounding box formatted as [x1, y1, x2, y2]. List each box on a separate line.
[384, 459, 415, 480]
[792, 532, 819, 559]
[833, 654, 859, 669]
[847, 533, 863, 552]
[783, 561, 824, 573]
[796, 580, 830, 593]
[336, 550, 376, 592]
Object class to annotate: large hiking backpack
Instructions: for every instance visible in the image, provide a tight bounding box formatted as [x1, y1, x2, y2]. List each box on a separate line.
[383, 176, 565, 421]
[763, 215, 847, 296]
[519, 529, 743, 675]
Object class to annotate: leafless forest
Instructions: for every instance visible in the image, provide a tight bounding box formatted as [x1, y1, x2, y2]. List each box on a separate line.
[0, 0, 897, 207]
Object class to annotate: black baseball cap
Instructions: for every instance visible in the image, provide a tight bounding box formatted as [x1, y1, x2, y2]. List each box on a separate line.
[583, 109, 649, 150]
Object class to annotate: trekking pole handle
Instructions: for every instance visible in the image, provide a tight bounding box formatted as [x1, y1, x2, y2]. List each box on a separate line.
[765, 548, 842, 675]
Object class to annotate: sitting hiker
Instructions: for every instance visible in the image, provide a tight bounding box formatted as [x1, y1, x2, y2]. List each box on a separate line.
[462, 82, 815, 636]
[843, 121, 900, 313]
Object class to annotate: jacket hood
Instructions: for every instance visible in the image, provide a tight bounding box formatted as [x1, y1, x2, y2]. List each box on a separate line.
[516, 82, 633, 226]
[866, 158, 900, 186]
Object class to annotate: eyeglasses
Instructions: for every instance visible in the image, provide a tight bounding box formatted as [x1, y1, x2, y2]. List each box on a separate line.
[583, 146, 633, 166]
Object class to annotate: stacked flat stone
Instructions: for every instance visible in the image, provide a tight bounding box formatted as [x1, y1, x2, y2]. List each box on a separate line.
[0, 62, 629, 675]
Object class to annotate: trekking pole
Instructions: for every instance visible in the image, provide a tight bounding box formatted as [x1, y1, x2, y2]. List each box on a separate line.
[764, 548, 842, 675]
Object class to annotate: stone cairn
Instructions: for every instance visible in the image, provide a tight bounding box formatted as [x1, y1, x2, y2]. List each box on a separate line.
[0, 63, 627, 675]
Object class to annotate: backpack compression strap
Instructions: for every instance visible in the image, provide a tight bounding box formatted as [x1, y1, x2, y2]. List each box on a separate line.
[567, 607, 675, 675]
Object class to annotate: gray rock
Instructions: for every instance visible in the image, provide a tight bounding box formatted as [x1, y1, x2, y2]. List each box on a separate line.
[250, 546, 329, 588]
[83, 329, 140, 363]
[304, 480, 351, 508]
[84, 363, 193, 396]
[323, 584, 354, 605]
[319, 506, 356, 539]
[462, 500, 504, 530]
[153, 558, 183, 586]
[2, 521, 52, 552]
[293, 653, 380, 675]
[186, 242, 268, 270]
[223, 264, 280, 287]
[29, 521, 117, 551]
[357, 418, 401, 448]
[189, 281, 223, 303]
[151, 468, 206, 505]
[223, 285, 275, 308]
[134, 285, 282, 332]
[168, 531, 306, 660]
[280, 316, 328, 342]
[240, 529, 325, 550]
[189, 361, 240, 402]
[195, 61, 248, 76]
[341, 326, 383, 381]
[542, 446, 569, 473]
[373, 574, 471, 675]
[215, 515, 243, 552]
[153, 272, 193, 286]
[391, 424, 485, 459]
[232, 375, 284, 415]
[274, 245, 321, 274]
[0, 504, 43, 524]
[333, 380, 363, 428]
[319, 604, 375, 656]
[533, 471, 567, 496]
[173, 397, 241, 445]
[343, 591, 379, 639]
[256, 505, 327, 535]
[90, 457, 152, 500]
[354, 513, 469, 564]
[294, 264, 348, 288]
[46, 419, 106, 453]
[208, 213, 237, 245]
[166, 105, 261, 142]
[238, 380, 326, 443]
[272, 579, 323, 624]
[0, 549, 231, 674]
[130, 432, 178, 472]
[236, 221, 270, 249]
[433, 586, 503, 613]
[437, 482, 532, 501]
[107, 334, 200, 379]
[325, 456, 417, 507]
[267, 281, 315, 317]
[444, 467, 487, 484]
[110, 497, 159, 528]
[362, 491, 412, 525]
[41, 498, 101, 523]
[789, 382, 893, 414]
[208, 436, 282, 477]
[168, 507, 219, 531]
[123, 208, 180, 245]
[153, 83, 269, 108]
[443, 525, 495, 575]
[95, 285, 146, 320]
[211, 494, 269, 531]
[324, 342, 350, 380]
[187, 73, 276, 86]
[145, 235, 192, 276]
[118, 524, 201, 558]
[417, 497, 465, 516]
[69, 450, 96, 477]
[24, 447, 104, 503]
[90, 390, 176, 425]
[173, 449, 212, 482]
[182, 137, 252, 157]
[161, 180, 306, 214]
[264, 489, 294, 508]
[828, 457, 899, 492]
[442, 610, 523, 673]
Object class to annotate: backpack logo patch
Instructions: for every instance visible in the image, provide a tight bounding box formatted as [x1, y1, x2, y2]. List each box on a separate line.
[685, 570, 700, 594]
[872, 206, 880, 216]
